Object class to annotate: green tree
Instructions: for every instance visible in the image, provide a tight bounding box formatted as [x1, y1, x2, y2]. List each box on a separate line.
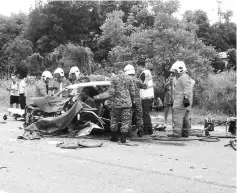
[48, 43, 94, 75]
[0, 13, 28, 75]
[183, 9, 236, 52]
[227, 48, 236, 71]
[22, 53, 44, 76]
[206, 22, 236, 52]
[24, 1, 119, 61]
[24, 1, 149, 63]
[4, 36, 33, 74]
[220, 10, 233, 23]
[100, 1, 217, 82]
[62, 43, 93, 74]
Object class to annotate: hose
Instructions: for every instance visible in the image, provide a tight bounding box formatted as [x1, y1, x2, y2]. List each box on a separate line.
[230, 140, 237, 151]
[198, 136, 220, 142]
[151, 136, 220, 142]
[224, 140, 236, 151]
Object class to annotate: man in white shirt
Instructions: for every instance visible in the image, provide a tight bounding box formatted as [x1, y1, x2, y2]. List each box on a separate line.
[19, 76, 27, 110]
[8, 75, 20, 108]
[15, 65, 28, 110]
[137, 59, 154, 135]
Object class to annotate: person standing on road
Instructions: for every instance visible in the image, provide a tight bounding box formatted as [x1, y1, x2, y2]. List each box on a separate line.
[8, 74, 20, 108]
[124, 64, 145, 137]
[15, 65, 28, 110]
[107, 62, 136, 143]
[69, 66, 81, 85]
[137, 59, 154, 135]
[163, 72, 176, 128]
[68, 66, 81, 96]
[35, 71, 53, 97]
[50, 68, 70, 97]
[18, 75, 27, 110]
[168, 61, 195, 138]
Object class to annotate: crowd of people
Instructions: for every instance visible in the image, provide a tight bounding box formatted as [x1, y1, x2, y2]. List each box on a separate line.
[7, 59, 195, 143]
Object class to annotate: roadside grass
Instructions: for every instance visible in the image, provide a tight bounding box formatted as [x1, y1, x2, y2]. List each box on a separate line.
[150, 107, 229, 126]
[190, 107, 229, 125]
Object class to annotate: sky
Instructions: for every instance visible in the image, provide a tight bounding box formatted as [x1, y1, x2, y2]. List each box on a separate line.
[0, 0, 236, 24]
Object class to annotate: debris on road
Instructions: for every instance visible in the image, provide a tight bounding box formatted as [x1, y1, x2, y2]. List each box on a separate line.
[199, 136, 220, 142]
[151, 135, 221, 143]
[77, 122, 103, 137]
[224, 140, 236, 151]
[78, 140, 103, 148]
[153, 124, 166, 132]
[56, 140, 103, 149]
[118, 142, 139, 146]
[58, 143, 79, 149]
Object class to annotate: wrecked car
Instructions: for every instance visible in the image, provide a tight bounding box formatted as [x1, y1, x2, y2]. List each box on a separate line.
[20, 81, 111, 140]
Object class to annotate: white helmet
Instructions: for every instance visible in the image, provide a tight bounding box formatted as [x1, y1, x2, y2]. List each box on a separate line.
[170, 61, 187, 73]
[69, 66, 80, 79]
[42, 71, 53, 80]
[53, 68, 64, 76]
[124, 64, 135, 75]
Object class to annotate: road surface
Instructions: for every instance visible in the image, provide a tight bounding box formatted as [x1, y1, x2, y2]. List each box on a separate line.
[0, 115, 236, 193]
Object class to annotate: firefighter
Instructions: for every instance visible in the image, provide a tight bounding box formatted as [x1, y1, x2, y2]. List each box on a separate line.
[51, 68, 70, 97]
[35, 71, 53, 97]
[68, 66, 81, 96]
[168, 61, 195, 138]
[69, 66, 81, 84]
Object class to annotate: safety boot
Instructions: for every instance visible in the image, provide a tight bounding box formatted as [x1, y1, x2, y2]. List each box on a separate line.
[182, 129, 190, 138]
[182, 118, 190, 137]
[120, 132, 127, 143]
[137, 130, 144, 137]
[148, 128, 153, 135]
[110, 132, 119, 142]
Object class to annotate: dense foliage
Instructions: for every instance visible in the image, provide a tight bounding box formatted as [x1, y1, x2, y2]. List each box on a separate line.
[0, 0, 236, 113]
[199, 71, 236, 115]
[0, 0, 235, 76]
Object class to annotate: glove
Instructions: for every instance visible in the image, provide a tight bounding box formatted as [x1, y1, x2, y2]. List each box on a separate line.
[104, 100, 112, 109]
[132, 102, 136, 109]
[93, 95, 99, 100]
[183, 96, 190, 107]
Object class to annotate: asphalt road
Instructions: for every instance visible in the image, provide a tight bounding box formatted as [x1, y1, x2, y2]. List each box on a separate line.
[0, 116, 236, 193]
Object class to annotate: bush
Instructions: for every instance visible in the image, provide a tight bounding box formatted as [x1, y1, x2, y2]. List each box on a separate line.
[198, 71, 236, 115]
